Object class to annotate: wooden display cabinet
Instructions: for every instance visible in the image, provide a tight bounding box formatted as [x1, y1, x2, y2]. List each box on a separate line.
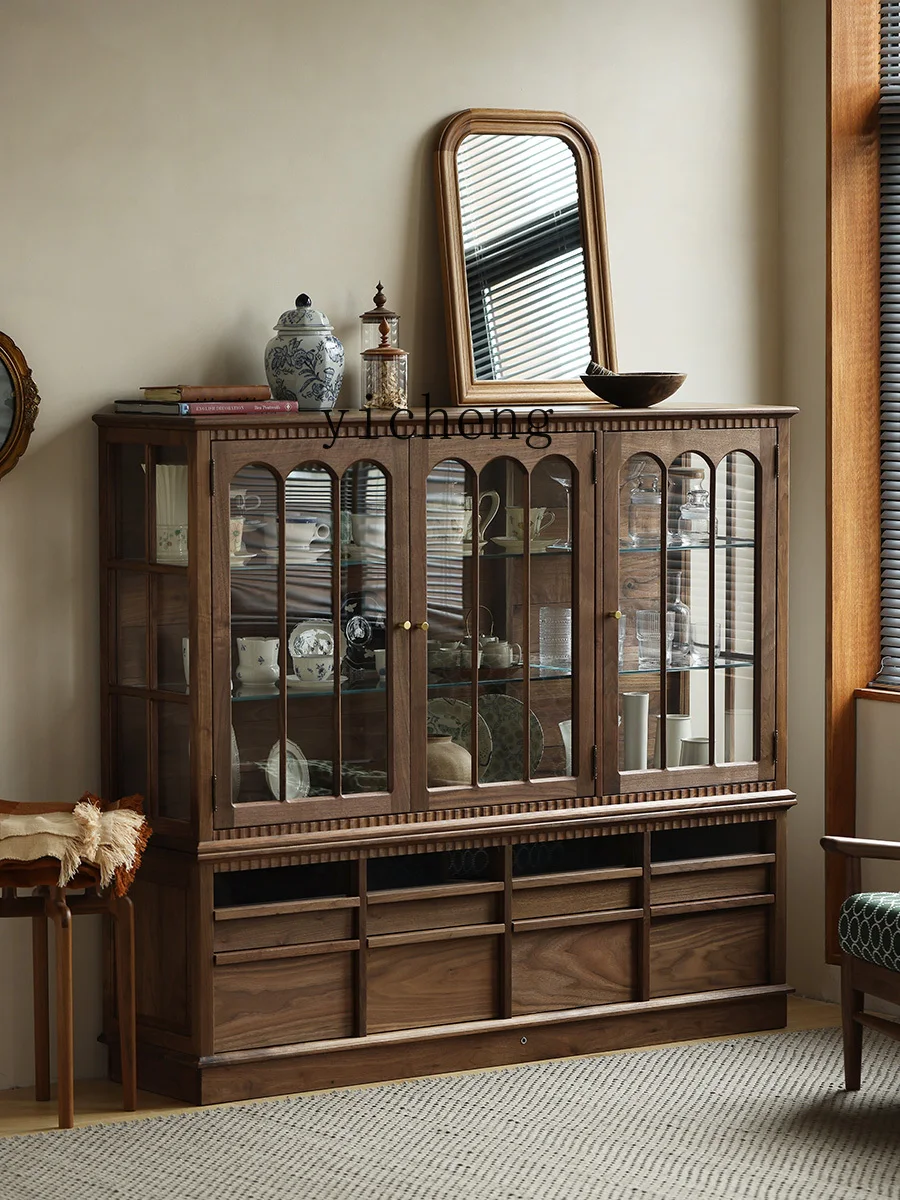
[95, 404, 796, 1104]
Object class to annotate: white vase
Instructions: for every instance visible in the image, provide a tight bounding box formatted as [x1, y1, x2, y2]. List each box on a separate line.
[264, 293, 344, 411]
[622, 692, 649, 771]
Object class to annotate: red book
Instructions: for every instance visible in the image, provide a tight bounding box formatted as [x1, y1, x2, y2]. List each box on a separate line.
[140, 384, 272, 401]
[115, 400, 298, 416]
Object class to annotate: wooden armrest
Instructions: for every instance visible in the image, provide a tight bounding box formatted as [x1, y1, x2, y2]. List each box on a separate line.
[821, 836, 900, 861]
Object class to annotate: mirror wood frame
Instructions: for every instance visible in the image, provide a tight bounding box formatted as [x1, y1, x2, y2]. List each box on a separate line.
[0, 332, 40, 482]
[435, 108, 617, 408]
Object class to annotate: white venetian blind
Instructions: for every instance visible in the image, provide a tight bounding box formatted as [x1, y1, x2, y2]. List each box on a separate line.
[875, 1, 900, 685]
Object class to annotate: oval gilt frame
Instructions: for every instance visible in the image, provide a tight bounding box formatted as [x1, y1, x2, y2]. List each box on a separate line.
[0, 331, 40, 482]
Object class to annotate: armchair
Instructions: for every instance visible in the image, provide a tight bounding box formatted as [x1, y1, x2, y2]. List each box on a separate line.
[821, 835, 900, 1090]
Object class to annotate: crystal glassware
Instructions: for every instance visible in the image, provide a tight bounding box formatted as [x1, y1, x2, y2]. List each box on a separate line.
[538, 604, 572, 667]
[667, 571, 692, 666]
[691, 621, 722, 665]
[627, 469, 661, 547]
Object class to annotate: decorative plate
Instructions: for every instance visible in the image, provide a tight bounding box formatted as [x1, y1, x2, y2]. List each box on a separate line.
[264, 738, 310, 801]
[231, 726, 241, 802]
[288, 621, 347, 659]
[426, 698, 493, 773]
[478, 695, 543, 783]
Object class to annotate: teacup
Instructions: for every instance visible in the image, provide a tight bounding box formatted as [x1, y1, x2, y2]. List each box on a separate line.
[291, 654, 334, 683]
[505, 506, 555, 541]
[157, 523, 188, 563]
[236, 637, 279, 684]
[230, 488, 262, 514]
[230, 516, 245, 557]
[286, 516, 330, 552]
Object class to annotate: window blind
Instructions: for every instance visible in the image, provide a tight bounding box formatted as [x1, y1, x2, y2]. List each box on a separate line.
[875, 4, 900, 683]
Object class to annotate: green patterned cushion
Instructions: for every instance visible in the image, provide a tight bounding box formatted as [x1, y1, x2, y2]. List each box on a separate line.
[839, 892, 900, 972]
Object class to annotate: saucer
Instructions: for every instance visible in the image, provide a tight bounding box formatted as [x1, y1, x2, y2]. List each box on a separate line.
[286, 548, 330, 564]
[230, 551, 257, 568]
[490, 536, 559, 554]
[286, 675, 348, 692]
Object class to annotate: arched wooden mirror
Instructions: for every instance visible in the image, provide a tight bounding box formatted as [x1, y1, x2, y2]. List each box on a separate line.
[435, 108, 616, 407]
[0, 332, 40, 481]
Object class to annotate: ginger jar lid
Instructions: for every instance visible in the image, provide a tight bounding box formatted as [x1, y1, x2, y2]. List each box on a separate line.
[274, 294, 334, 332]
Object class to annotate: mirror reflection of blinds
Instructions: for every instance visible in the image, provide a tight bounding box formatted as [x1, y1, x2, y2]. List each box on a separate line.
[457, 132, 591, 382]
[875, 1, 900, 684]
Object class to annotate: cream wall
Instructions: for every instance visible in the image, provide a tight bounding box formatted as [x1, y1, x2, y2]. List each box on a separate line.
[780, 0, 832, 1002]
[0, 0, 782, 1086]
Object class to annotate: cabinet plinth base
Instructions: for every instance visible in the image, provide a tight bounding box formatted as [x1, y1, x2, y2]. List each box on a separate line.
[108, 987, 788, 1107]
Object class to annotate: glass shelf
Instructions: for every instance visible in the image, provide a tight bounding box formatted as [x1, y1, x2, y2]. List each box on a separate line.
[619, 658, 753, 676]
[618, 537, 754, 555]
[230, 548, 576, 573]
[232, 666, 573, 701]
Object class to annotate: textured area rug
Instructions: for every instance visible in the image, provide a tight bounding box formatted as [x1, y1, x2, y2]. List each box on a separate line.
[1, 1028, 899, 1200]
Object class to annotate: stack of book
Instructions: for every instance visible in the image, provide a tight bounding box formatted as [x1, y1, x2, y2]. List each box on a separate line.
[115, 386, 298, 416]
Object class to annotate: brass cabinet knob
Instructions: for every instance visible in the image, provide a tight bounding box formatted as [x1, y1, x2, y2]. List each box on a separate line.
[608, 610, 623, 620]
[397, 620, 412, 631]
[415, 621, 430, 631]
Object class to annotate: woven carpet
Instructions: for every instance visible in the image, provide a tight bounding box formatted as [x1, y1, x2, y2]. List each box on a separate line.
[1, 1027, 899, 1200]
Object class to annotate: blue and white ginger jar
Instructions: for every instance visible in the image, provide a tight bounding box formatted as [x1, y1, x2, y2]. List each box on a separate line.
[264, 293, 344, 411]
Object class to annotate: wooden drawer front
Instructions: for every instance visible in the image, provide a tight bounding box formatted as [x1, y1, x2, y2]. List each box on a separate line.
[512, 878, 638, 921]
[214, 908, 354, 953]
[368, 892, 497, 936]
[214, 953, 354, 1051]
[512, 921, 638, 1015]
[367, 936, 499, 1033]
[650, 865, 769, 907]
[650, 909, 768, 999]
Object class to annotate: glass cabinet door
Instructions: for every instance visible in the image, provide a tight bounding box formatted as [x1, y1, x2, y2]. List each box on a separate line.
[103, 436, 194, 831]
[411, 434, 594, 805]
[212, 440, 409, 828]
[603, 430, 777, 792]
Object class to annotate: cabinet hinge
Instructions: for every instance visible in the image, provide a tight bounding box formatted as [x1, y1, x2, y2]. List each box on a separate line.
[211, 772, 217, 799]
[772, 730, 778, 761]
[591, 448, 598, 485]
[209, 458, 216, 496]
[591, 745, 598, 780]
[774, 442, 780, 480]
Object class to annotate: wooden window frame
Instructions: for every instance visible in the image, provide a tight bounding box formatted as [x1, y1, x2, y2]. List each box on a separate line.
[826, 0, 883, 960]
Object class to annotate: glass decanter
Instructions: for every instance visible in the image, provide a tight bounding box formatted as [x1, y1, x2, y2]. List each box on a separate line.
[667, 570, 692, 666]
[679, 471, 714, 545]
[628, 469, 662, 547]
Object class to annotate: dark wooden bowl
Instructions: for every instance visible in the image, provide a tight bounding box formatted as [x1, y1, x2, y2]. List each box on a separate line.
[579, 372, 686, 408]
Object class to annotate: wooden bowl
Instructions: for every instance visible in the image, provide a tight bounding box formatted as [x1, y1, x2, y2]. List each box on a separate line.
[580, 372, 686, 408]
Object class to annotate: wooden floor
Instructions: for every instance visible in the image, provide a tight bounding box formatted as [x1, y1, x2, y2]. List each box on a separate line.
[0, 997, 841, 1137]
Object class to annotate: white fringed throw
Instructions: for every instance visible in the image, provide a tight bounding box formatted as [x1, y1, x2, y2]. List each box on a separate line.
[0, 797, 149, 889]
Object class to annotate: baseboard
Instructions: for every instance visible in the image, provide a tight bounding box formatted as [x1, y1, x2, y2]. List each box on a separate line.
[107, 986, 789, 1106]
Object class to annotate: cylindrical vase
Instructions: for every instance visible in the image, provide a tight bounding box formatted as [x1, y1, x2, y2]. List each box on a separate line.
[622, 692, 649, 771]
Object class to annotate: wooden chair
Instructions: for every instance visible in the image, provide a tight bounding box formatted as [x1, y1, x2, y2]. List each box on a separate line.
[821, 835, 900, 1090]
[0, 859, 136, 1129]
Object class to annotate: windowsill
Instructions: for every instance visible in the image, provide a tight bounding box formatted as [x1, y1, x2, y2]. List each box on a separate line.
[855, 687, 900, 704]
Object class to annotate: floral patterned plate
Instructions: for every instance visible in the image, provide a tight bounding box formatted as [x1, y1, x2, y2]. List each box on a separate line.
[426, 698, 493, 774]
[478, 695, 543, 783]
[288, 621, 347, 660]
